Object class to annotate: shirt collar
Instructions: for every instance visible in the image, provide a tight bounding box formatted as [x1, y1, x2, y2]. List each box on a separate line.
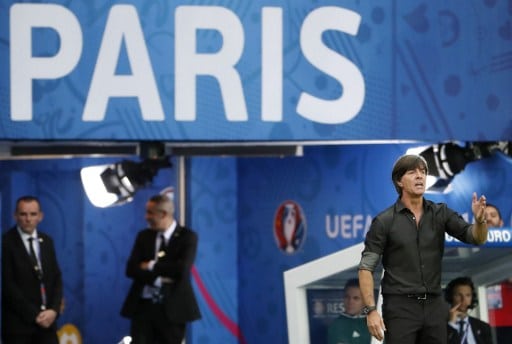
[342, 312, 366, 319]
[395, 197, 431, 212]
[16, 226, 38, 240]
[160, 220, 177, 241]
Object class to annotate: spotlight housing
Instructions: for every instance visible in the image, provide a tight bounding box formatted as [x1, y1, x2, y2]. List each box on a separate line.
[81, 157, 172, 208]
[417, 142, 476, 179]
[407, 141, 511, 193]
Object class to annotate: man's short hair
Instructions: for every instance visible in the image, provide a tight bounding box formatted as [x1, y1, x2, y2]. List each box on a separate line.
[16, 195, 41, 212]
[344, 278, 360, 291]
[149, 194, 174, 215]
[391, 154, 429, 195]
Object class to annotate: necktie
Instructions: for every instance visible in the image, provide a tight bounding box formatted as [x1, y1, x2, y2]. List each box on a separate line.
[28, 237, 42, 279]
[157, 234, 166, 260]
[458, 319, 467, 344]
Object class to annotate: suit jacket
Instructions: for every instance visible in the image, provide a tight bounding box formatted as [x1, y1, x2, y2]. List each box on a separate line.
[1, 226, 63, 336]
[121, 225, 201, 323]
[447, 316, 493, 344]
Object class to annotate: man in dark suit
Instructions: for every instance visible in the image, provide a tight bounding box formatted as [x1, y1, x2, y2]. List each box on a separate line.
[445, 276, 493, 344]
[121, 194, 201, 344]
[2, 195, 63, 344]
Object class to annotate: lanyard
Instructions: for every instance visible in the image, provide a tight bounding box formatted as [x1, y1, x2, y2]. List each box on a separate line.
[27, 237, 47, 309]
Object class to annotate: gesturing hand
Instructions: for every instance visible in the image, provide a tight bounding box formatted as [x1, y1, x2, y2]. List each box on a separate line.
[471, 192, 486, 223]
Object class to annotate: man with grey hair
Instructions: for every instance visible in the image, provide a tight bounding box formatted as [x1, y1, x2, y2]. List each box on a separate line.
[358, 154, 488, 344]
[121, 194, 201, 344]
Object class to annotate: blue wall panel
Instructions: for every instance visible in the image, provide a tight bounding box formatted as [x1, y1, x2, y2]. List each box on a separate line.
[187, 157, 241, 343]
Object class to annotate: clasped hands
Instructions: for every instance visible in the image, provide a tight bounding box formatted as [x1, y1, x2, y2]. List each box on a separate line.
[140, 260, 152, 270]
[36, 309, 57, 328]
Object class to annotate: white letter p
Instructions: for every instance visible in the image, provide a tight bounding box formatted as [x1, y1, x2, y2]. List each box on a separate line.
[10, 4, 82, 120]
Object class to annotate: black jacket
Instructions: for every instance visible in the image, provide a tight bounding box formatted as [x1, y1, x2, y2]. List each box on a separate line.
[447, 317, 492, 344]
[2, 227, 63, 336]
[121, 225, 201, 323]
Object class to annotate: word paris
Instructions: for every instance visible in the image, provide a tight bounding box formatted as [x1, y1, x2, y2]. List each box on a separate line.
[10, 4, 365, 124]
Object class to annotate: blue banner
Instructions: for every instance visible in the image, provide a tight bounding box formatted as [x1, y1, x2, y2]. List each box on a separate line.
[1, 1, 511, 141]
[445, 227, 512, 248]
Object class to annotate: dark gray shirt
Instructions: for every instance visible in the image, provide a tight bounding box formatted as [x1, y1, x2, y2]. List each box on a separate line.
[359, 198, 478, 295]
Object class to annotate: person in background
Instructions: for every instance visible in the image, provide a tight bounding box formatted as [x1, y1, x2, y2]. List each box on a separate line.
[445, 276, 492, 344]
[121, 194, 201, 344]
[483, 204, 511, 344]
[328, 278, 370, 344]
[2, 195, 63, 344]
[484, 203, 503, 228]
[358, 154, 489, 344]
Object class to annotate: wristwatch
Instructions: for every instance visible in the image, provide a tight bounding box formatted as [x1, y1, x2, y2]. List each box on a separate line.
[362, 305, 377, 315]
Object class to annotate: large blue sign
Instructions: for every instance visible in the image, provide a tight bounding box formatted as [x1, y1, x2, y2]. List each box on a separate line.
[1, 1, 511, 141]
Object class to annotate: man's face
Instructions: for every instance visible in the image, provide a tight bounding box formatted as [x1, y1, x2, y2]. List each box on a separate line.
[452, 285, 473, 313]
[343, 286, 364, 316]
[485, 206, 503, 228]
[399, 167, 427, 197]
[15, 200, 43, 234]
[144, 201, 165, 231]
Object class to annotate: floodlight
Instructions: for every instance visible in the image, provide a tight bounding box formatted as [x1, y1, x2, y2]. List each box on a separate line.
[406, 141, 511, 193]
[81, 157, 172, 208]
[405, 142, 476, 193]
[419, 142, 476, 178]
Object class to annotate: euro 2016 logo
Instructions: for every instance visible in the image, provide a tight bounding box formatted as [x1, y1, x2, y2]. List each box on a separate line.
[57, 323, 82, 344]
[273, 200, 306, 254]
